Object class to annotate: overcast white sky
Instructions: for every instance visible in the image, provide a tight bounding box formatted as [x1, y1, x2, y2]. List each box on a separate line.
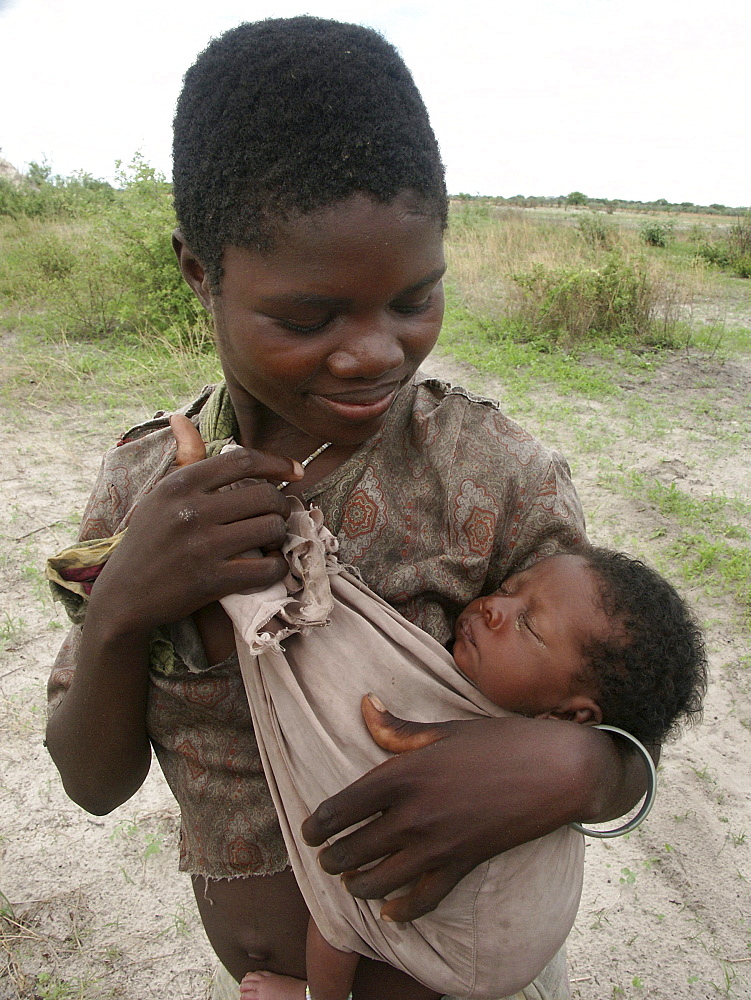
[0, 0, 748, 206]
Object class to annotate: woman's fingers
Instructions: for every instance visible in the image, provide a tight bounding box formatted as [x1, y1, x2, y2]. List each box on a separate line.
[361, 694, 449, 753]
[169, 414, 207, 467]
[303, 706, 452, 851]
[379, 866, 468, 923]
[166, 443, 303, 496]
[301, 758, 402, 850]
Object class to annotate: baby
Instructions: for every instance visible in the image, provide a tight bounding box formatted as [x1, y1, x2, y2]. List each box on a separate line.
[220, 511, 706, 1000]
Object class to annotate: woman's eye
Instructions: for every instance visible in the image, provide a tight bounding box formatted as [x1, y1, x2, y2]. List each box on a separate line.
[392, 297, 432, 316]
[276, 316, 331, 334]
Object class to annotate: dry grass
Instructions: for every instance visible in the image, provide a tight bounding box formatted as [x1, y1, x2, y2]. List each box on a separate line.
[443, 205, 718, 346]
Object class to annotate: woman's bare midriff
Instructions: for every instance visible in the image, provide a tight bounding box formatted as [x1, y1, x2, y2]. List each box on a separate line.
[193, 868, 310, 981]
[193, 871, 440, 1000]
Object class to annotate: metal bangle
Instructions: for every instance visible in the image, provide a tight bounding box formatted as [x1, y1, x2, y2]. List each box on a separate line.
[305, 986, 351, 1000]
[570, 724, 657, 839]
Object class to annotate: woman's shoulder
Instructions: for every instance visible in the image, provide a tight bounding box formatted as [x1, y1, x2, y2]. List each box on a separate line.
[404, 372, 559, 472]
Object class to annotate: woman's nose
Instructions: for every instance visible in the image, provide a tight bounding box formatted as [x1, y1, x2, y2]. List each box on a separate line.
[326, 318, 405, 379]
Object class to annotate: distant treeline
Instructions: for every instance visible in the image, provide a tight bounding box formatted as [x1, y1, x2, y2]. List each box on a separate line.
[0, 159, 747, 220]
[451, 191, 750, 217]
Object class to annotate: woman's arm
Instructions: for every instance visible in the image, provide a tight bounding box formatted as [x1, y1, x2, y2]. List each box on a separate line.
[302, 703, 654, 923]
[46, 429, 301, 814]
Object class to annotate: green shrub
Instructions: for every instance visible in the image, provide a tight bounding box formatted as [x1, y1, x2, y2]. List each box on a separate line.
[510, 253, 674, 345]
[578, 212, 617, 249]
[0, 162, 115, 221]
[695, 214, 751, 278]
[640, 220, 674, 247]
[1, 155, 212, 347]
[108, 155, 209, 340]
[17, 231, 125, 338]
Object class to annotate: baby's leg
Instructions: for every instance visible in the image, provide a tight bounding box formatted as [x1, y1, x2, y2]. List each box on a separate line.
[241, 917, 358, 1000]
[353, 960, 440, 1000]
[307, 919, 359, 1000]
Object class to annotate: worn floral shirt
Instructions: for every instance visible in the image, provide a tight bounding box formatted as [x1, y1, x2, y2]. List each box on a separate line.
[48, 374, 586, 878]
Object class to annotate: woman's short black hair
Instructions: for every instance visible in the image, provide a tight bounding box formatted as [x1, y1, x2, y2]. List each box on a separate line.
[575, 547, 707, 746]
[173, 16, 448, 290]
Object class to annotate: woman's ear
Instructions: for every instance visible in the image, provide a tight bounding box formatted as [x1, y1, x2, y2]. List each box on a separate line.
[172, 229, 212, 311]
[535, 696, 603, 727]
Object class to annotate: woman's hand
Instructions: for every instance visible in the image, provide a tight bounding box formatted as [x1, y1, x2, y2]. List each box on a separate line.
[89, 415, 303, 639]
[302, 696, 635, 922]
[46, 414, 304, 814]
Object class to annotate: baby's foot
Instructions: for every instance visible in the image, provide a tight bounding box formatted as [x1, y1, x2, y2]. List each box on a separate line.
[240, 970, 307, 1000]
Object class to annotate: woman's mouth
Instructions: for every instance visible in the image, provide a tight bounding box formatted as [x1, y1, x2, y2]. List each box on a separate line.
[310, 386, 399, 423]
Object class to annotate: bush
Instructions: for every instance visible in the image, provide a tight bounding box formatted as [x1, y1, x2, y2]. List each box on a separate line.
[578, 212, 617, 249]
[17, 231, 126, 338]
[510, 253, 675, 345]
[1, 154, 212, 347]
[108, 155, 209, 340]
[640, 220, 674, 248]
[0, 162, 115, 221]
[695, 214, 751, 279]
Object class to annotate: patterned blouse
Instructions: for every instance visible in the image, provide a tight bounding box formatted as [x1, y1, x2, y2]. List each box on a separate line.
[48, 374, 586, 879]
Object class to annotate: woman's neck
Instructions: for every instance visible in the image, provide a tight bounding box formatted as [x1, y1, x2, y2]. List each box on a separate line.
[228, 388, 357, 496]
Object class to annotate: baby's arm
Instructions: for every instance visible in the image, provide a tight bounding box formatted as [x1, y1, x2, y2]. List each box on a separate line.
[239, 919, 357, 1000]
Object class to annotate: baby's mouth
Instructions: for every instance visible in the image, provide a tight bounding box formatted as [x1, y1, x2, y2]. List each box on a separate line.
[459, 616, 477, 647]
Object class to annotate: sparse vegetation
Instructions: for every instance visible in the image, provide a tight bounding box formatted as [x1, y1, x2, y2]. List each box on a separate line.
[1, 162, 750, 1000]
[696, 214, 751, 279]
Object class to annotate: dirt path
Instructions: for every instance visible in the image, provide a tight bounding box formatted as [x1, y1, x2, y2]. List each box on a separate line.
[1, 345, 749, 999]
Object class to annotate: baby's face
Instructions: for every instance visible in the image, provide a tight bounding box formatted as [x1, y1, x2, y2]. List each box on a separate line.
[453, 554, 608, 717]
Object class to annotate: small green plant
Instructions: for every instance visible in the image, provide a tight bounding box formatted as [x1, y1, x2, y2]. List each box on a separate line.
[34, 972, 93, 999]
[0, 889, 14, 918]
[0, 613, 26, 653]
[619, 867, 637, 884]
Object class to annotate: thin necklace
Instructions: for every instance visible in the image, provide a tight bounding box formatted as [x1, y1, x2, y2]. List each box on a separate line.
[277, 440, 333, 490]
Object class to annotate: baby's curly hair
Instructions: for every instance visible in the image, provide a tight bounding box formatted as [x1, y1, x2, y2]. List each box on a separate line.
[172, 16, 448, 291]
[575, 547, 707, 746]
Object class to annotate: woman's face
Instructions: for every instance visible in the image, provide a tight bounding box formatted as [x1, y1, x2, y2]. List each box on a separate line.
[191, 193, 445, 450]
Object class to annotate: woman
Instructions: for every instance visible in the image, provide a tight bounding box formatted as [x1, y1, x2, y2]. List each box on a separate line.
[45, 17, 651, 999]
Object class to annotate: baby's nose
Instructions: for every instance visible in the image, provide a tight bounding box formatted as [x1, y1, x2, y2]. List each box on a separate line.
[481, 594, 516, 630]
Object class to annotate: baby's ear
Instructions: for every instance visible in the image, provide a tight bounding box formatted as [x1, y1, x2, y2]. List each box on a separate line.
[535, 696, 603, 726]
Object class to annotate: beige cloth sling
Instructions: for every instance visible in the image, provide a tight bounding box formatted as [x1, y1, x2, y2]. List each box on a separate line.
[220, 502, 583, 1000]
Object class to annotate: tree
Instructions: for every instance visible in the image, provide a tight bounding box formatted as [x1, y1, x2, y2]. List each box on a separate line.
[566, 191, 587, 207]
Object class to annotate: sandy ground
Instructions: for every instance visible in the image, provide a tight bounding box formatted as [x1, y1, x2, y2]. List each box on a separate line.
[1, 344, 749, 999]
